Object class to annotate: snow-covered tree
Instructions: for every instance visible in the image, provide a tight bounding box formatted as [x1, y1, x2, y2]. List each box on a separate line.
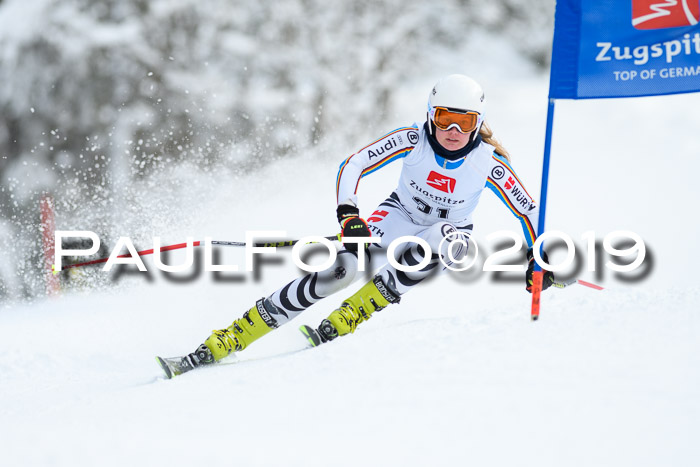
[0, 0, 553, 299]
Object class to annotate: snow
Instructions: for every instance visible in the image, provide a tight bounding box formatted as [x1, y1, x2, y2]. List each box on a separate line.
[1, 7, 700, 467]
[1, 282, 698, 466]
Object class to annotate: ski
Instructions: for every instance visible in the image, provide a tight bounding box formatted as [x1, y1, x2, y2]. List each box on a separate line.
[156, 323, 338, 379]
[156, 342, 316, 380]
[156, 354, 204, 379]
[299, 324, 324, 347]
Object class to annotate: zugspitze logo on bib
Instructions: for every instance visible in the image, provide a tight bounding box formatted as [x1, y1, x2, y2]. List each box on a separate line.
[426, 171, 456, 193]
[632, 0, 700, 29]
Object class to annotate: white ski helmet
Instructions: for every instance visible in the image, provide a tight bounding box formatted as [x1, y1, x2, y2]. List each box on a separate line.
[427, 74, 485, 135]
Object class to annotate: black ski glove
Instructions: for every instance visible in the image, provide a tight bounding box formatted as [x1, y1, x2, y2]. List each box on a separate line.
[336, 204, 370, 254]
[526, 247, 555, 293]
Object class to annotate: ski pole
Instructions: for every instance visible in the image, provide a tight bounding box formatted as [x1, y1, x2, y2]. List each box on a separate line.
[552, 278, 604, 290]
[54, 235, 340, 272]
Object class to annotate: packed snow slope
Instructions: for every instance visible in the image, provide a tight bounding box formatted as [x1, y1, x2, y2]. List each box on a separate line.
[2, 48, 700, 467]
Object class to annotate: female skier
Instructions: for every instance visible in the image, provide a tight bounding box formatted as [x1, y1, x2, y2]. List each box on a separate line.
[157, 74, 554, 378]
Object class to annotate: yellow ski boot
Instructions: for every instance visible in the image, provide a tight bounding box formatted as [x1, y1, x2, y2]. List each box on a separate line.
[300, 275, 400, 347]
[204, 298, 280, 361]
[157, 298, 280, 378]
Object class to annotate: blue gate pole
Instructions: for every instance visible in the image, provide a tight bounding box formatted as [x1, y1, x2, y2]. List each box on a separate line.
[531, 97, 556, 320]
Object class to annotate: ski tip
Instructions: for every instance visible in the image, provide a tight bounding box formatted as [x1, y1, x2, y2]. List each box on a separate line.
[156, 356, 173, 379]
[299, 325, 321, 347]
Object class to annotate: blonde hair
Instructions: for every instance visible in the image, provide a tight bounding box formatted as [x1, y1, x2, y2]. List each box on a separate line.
[479, 121, 510, 162]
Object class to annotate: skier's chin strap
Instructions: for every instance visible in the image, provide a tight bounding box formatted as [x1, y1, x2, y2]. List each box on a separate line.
[424, 121, 482, 161]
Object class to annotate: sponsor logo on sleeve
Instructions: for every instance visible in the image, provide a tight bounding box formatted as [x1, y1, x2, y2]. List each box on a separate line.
[491, 166, 505, 180]
[501, 176, 533, 211]
[368, 224, 385, 237]
[367, 137, 399, 159]
[366, 130, 419, 159]
[367, 209, 388, 223]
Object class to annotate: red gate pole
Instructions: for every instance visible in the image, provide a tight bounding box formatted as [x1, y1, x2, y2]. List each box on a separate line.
[40, 193, 60, 296]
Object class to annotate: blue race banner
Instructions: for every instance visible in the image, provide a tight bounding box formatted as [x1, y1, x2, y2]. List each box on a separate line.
[549, 0, 700, 99]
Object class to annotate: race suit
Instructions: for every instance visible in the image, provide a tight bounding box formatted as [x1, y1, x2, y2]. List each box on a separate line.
[265, 124, 539, 324]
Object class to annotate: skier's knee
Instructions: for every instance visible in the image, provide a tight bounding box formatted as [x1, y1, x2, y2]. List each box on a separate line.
[313, 249, 359, 295]
[424, 222, 469, 262]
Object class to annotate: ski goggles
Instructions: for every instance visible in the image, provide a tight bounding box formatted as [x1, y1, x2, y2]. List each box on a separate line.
[430, 107, 480, 134]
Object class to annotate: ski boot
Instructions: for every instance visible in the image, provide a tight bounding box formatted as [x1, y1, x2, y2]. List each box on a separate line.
[300, 275, 400, 347]
[203, 298, 279, 359]
[157, 298, 280, 378]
